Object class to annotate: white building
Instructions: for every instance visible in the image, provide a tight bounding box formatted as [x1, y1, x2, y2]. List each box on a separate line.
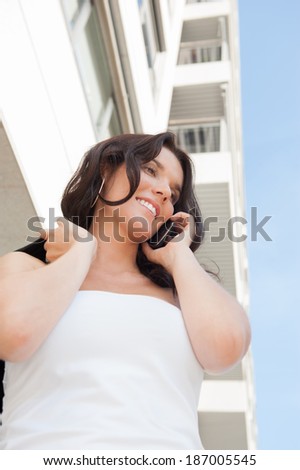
[0, 0, 256, 449]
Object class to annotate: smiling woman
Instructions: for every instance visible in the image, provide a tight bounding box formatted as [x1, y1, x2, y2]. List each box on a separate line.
[60, 133, 203, 292]
[0, 132, 251, 450]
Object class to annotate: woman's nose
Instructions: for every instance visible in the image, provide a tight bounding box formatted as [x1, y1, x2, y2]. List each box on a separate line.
[153, 182, 171, 202]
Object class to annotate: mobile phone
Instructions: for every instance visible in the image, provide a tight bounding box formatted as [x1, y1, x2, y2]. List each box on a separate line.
[148, 220, 182, 249]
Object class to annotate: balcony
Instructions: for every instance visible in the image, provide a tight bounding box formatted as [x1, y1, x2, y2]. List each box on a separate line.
[178, 39, 222, 65]
[175, 15, 230, 86]
[181, 14, 229, 59]
[170, 121, 220, 153]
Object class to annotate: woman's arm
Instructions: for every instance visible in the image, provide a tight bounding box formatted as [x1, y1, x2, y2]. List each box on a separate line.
[142, 214, 251, 374]
[168, 246, 251, 374]
[0, 220, 97, 362]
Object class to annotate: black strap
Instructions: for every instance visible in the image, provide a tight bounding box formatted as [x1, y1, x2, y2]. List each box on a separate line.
[14, 237, 47, 263]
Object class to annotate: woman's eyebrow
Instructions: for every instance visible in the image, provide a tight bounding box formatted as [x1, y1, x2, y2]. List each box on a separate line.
[153, 158, 182, 195]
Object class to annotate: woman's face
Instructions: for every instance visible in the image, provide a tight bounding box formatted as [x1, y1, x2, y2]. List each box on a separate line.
[99, 147, 184, 243]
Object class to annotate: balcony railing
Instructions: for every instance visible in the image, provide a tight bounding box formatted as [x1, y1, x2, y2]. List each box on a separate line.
[170, 122, 221, 153]
[178, 40, 222, 65]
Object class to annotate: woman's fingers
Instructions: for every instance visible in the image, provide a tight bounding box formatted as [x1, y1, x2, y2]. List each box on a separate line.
[170, 212, 191, 227]
[40, 219, 72, 263]
[37, 219, 65, 241]
[172, 212, 196, 234]
[37, 227, 48, 240]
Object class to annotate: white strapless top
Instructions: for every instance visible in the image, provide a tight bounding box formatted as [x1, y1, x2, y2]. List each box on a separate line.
[0, 291, 204, 449]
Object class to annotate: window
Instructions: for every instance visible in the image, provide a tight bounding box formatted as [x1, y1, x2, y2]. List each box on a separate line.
[138, 0, 159, 69]
[61, 0, 121, 138]
[62, 0, 85, 28]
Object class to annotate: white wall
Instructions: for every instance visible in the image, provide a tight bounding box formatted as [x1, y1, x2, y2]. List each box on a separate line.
[184, 0, 230, 20]
[0, 0, 96, 223]
[175, 62, 231, 87]
[191, 152, 231, 184]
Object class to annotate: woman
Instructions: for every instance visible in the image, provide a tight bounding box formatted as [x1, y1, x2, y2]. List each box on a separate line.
[0, 132, 251, 449]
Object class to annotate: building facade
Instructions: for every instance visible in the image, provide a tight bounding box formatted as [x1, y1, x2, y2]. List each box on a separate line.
[0, 0, 256, 449]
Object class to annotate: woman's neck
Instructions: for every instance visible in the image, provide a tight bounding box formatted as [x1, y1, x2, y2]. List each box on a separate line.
[88, 215, 141, 275]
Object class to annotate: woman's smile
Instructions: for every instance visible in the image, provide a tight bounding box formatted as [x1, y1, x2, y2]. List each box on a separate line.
[136, 197, 159, 217]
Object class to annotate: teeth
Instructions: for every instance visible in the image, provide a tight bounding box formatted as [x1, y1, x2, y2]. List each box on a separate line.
[137, 198, 156, 216]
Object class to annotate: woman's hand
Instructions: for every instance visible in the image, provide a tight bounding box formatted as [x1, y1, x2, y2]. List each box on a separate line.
[141, 212, 195, 273]
[39, 218, 97, 263]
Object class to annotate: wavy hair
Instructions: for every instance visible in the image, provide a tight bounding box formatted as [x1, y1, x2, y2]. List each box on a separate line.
[61, 132, 205, 292]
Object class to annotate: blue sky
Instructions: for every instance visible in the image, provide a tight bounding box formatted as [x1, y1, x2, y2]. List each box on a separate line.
[238, 0, 300, 449]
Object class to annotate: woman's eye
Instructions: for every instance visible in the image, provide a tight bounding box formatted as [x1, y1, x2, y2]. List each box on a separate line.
[145, 166, 156, 176]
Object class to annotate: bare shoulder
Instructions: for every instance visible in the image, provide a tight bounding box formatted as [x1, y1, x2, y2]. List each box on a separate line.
[0, 251, 46, 276]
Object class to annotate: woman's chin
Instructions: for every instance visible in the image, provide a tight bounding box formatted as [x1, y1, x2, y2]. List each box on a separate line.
[127, 232, 150, 244]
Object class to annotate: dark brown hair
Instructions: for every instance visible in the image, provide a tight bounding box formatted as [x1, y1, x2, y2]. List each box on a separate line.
[61, 132, 205, 291]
